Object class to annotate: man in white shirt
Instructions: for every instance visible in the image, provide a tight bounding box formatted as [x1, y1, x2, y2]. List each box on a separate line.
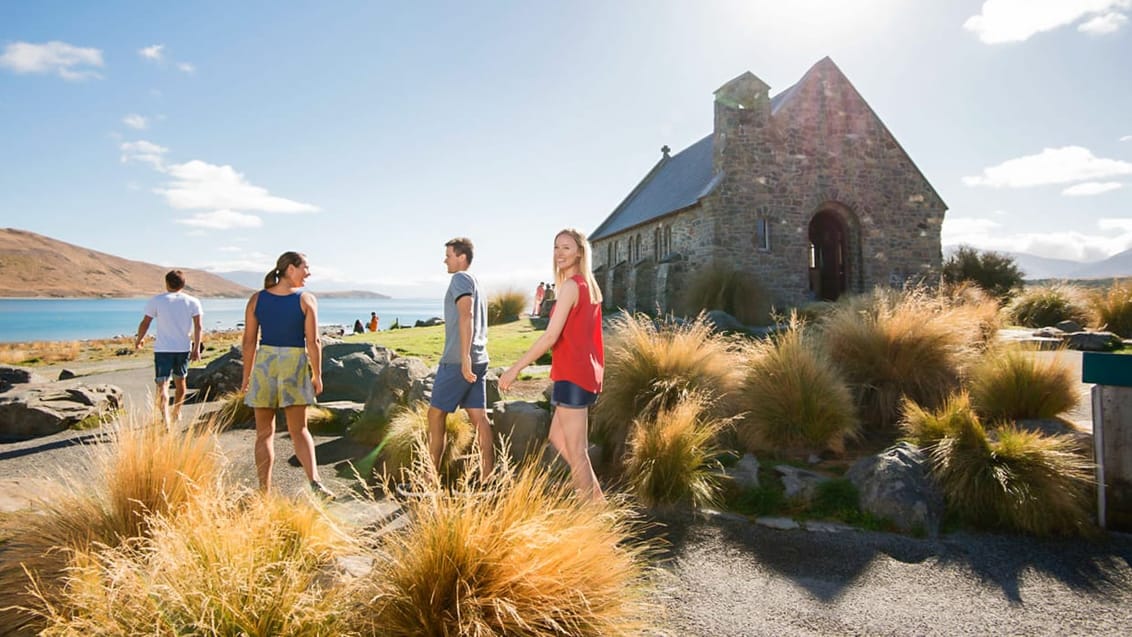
[134, 270, 203, 427]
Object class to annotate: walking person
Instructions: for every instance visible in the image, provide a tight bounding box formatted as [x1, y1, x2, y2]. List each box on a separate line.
[532, 282, 545, 316]
[427, 237, 494, 484]
[240, 251, 335, 500]
[500, 229, 604, 501]
[134, 269, 203, 428]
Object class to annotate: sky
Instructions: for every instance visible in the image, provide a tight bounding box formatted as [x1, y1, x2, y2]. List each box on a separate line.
[2, 0, 1131, 297]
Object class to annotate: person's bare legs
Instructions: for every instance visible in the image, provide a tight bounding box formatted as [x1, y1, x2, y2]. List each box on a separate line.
[466, 407, 494, 480]
[548, 406, 604, 502]
[170, 377, 188, 425]
[284, 405, 321, 483]
[154, 379, 170, 428]
[254, 407, 277, 492]
[427, 406, 448, 481]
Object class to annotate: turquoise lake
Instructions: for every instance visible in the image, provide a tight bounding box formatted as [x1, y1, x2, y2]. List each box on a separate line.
[0, 297, 443, 343]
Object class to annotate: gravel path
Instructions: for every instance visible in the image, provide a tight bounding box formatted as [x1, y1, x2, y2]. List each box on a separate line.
[5, 358, 1132, 636]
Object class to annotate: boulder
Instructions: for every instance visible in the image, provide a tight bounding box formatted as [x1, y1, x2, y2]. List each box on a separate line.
[57, 369, 77, 381]
[491, 400, 551, 465]
[1066, 331, 1123, 352]
[187, 346, 244, 400]
[703, 310, 747, 334]
[774, 464, 830, 501]
[1055, 320, 1084, 333]
[0, 384, 123, 440]
[0, 366, 45, 393]
[846, 442, 944, 537]
[361, 357, 432, 425]
[320, 344, 393, 402]
[727, 453, 761, 489]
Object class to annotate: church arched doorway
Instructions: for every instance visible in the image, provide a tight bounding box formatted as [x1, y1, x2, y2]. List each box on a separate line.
[808, 210, 848, 301]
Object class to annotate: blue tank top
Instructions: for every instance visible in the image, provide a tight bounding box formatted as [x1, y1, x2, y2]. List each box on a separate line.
[255, 291, 306, 347]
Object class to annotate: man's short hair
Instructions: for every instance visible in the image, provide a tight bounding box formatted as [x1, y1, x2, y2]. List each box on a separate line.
[445, 237, 475, 264]
[165, 270, 186, 291]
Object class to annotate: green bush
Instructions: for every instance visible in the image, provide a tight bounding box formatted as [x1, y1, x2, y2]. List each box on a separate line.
[487, 287, 528, 325]
[1007, 284, 1090, 328]
[736, 317, 859, 454]
[942, 245, 1024, 301]
[1090, 279, 1132, 337]
[623, 393, 728, 509]
[679, 262, 773, 325]
[968, 347, 1078, 421]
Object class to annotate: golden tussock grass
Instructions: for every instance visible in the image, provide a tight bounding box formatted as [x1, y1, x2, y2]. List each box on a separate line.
[488, 287, 530, 325]
[0, 341, 81, 365]
[967, 346, 1079, 422]
[380, 401, 474, 479]
[1090, 278, 1132, 337]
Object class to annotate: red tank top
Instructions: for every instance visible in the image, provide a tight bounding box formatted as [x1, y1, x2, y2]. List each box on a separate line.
[550, 275, 604, 393]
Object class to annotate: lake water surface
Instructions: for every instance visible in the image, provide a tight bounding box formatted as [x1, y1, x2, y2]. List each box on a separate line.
[0, 297, 443, 343]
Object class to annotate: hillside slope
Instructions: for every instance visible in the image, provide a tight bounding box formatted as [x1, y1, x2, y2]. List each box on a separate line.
[0, 228, 251, 298]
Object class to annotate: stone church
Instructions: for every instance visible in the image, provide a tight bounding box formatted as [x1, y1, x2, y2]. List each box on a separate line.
[590, 57, 947, 314]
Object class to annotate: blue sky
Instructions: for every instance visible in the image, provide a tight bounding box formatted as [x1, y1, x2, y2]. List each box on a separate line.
[2, 1, 1131, 297]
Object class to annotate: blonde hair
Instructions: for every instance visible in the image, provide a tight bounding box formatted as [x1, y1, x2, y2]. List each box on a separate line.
[553, 228, 603, 304]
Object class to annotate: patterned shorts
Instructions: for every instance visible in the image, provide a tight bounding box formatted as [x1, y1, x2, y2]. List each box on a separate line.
[244, 345, 316, 409]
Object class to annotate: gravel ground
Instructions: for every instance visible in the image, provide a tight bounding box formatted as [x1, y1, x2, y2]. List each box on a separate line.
[4, 357, 1132, 636]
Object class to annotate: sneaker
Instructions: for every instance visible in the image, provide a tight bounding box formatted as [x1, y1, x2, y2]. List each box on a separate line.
[310, 480, 337, 501]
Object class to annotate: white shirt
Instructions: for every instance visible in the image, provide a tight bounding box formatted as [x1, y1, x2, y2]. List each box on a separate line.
[143, 292, 203, 352]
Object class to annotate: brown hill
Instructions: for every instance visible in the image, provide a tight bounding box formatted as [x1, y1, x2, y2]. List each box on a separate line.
[0, 228, 252, 298]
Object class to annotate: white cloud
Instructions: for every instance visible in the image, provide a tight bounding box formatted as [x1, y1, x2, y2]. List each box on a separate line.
[0, 41, 103, 80]
[176, 62, 195, 74]
[942, 216, 1132, 261]
[1121, 135, 1132, 142]
[962, 146, 1132, 188]
[139, 44, 165, 61]
[1062, 181, 1123, 195]
[156, 160, 321, 214]
[1079, 11, 1129, 33]
[964, 0, 1130, 44]
[176, 209, 263, 230]
[122, 113, 149, 130]
[120, 140, 168, 169]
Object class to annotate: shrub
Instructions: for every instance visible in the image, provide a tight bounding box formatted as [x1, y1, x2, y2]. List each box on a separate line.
[487, 287, 529, 325]
[900, 393, 981, 448]
[380, 401, 473, 479]
[35, 494, 356, 636]
[968, 347, 1078, 421]
[736, 317, 859, 454]
[678, 262, 773, 325]
[623, 393, 729, 509]
[1007, 284, 1090, 328]
[935, 280, 1003, 350]
[0, 421, 225, 635]
[1090, 278, 1132, 338]
[817, 288, 977, 430]
[593, 314, 741, 467]
[360, 459, 656, 636]
[942, 245, 1024, 301]
[215, 390, 254, 429]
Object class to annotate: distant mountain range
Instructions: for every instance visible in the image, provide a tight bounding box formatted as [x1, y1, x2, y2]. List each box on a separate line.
[945, 244, 1132, 281]
[0, 228, 250, 298]
[211, 270, 390, 298]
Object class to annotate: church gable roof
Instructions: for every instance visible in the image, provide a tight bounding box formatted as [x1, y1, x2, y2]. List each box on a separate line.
[590, 134, 720, 241]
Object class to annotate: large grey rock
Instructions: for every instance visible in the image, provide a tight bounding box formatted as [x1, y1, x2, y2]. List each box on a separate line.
[0, 366, 45, 393]
[320, 344, 393, 402]
[361, 357, 432, 425]
[187, 346, 244, 400]
[492, 400, 551, 465]
[0, 384, 123, 439]
[774, 464, 830, 501]
[847, 442, 944, 537]
[1055, 320, 1084, 333]
[727, 453, 761, 489]
[1066, 331, 1123, 352]
[704, 310, 747, 334]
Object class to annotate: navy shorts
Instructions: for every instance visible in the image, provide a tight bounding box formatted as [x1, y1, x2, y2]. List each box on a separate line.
[154, 351, 190, 382]
[430, 362, 489, 412]
[551, 380, 598, 408]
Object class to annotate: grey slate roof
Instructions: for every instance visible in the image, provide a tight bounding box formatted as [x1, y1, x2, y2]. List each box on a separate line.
[590, 89, 799, 242]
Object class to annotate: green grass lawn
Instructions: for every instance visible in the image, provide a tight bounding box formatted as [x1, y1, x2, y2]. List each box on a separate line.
[339, 318, 545, 366]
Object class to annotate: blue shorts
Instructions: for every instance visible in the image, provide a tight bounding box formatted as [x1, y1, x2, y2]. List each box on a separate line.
[430, 362, 489, 412]
[551, 380, 598, 408]
[154, 352, 190, 383]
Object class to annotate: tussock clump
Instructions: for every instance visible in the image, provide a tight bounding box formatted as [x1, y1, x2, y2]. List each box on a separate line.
[817, 287, 978, 430]
[1007, 284, 1090, 328]
[360, 458, 657, 636]
[381, 401, 473, 478]
[968, 346, 1078, 421]
[215, 389, 255, 429]
[623, 393, 729, 509]
[1090, 279, 1132, 338]
[488, 287, 529, 325]
[593, 314, 741, 468]
[736, 317, 858, 454]
[678, 262, 773, 325]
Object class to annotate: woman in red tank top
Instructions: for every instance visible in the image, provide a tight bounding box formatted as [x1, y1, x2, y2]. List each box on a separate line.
[500, 229, 605, 501]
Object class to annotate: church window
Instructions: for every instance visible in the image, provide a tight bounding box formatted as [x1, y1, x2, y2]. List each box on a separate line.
[756, 218, 770, 251]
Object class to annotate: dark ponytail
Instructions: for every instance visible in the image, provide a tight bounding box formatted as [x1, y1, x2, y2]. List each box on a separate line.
[265, 251, 305, 289]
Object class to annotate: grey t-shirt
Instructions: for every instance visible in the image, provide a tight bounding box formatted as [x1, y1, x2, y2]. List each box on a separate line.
[440, 271, 488, 365]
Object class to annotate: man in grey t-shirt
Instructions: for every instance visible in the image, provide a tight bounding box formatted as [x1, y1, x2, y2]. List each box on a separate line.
[427, 237, 493, 483]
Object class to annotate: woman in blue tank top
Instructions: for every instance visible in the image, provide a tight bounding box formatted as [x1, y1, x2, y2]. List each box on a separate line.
[240, 251, 334, 500]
